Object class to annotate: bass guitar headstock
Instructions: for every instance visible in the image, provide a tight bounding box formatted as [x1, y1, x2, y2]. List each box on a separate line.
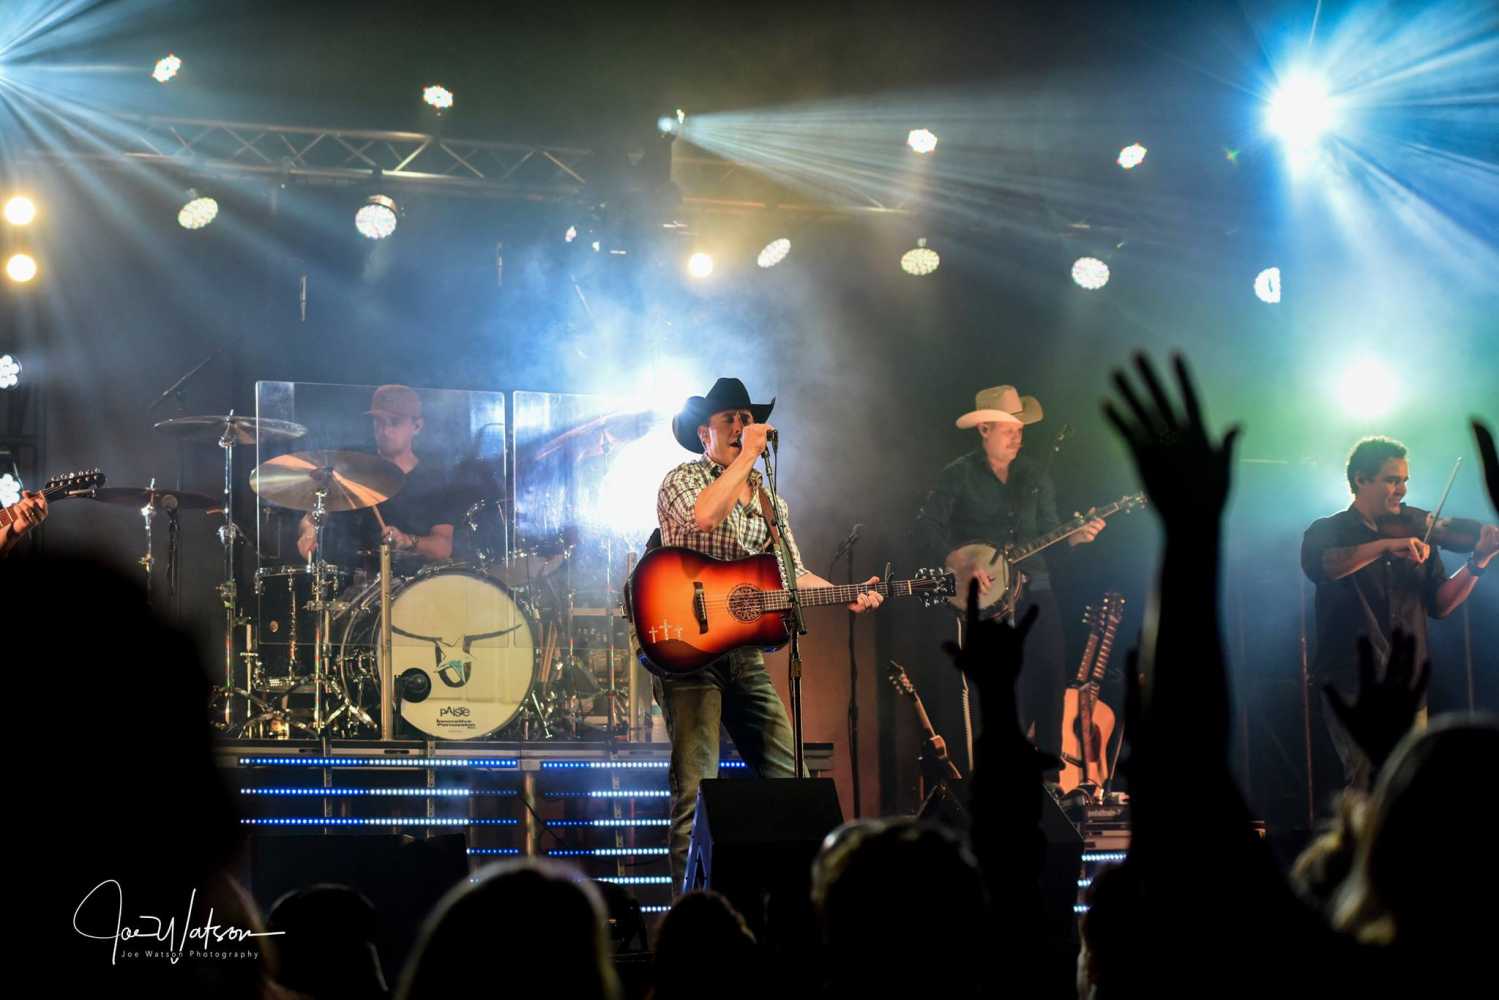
[886, 660, 917, 700]
[44, 468, 105, 498]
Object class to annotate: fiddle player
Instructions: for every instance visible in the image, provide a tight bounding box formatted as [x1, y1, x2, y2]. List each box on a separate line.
[1301, 436, 1498, 789]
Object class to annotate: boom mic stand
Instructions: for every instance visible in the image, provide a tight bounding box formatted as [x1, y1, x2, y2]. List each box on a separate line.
[830, 523, 862, 815]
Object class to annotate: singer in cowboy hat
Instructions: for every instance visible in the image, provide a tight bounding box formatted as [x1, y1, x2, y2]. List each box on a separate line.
[916, 383, 1105, 777]
[651, 377, 883, 891]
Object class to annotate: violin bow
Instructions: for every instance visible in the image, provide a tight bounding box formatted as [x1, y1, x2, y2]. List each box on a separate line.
[1422, 457, 1463, 546]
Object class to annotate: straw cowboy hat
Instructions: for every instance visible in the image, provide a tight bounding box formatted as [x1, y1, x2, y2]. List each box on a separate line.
[955, 385, 1044, 429]
[671, 378, 776, 453]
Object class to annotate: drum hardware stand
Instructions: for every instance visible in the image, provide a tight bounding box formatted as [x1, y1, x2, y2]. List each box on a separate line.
[378, 538, 395, 739]
[138, 478, 160, 605]
[217, 413, 244, 730]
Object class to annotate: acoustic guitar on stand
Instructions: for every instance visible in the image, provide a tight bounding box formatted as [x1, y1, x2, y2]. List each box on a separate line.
[1058, 591, 1125, 799]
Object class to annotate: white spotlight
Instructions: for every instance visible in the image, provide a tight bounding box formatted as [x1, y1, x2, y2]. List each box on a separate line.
[756, 238, 791, 269]
[355, 195, 398, 240]
[1254, 267, 1281, 304]
[657, 108, 687, 135]
[1071, 257, 1109, 290]
[177, 190, 219, 230]
[423, 85, 454, 110]
[1335, 359, 1399, 421]
[1117, 143, 1147, 169]
[0, 354, 20, 389]
[0, 473, 21, 507]
[687, 252, 714, 278]
[5, 253, 38, 283]
[152, 53, 181, 83]
[907, 129, 938, 154]
[1266, 71, 1335, 147]
[4, 196, 36, 225]
[900, 238, 940, 276]
[564, 225, 578, 243]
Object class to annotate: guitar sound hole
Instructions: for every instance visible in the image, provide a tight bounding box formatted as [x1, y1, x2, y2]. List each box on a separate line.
[727, 585, 762, 623]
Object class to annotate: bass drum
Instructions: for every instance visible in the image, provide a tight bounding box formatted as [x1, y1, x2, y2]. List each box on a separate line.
[339, 565, 538, 739]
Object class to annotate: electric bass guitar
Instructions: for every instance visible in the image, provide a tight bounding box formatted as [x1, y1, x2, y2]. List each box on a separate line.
[624, 546, 955, 677]
[1058, 591, 1125, 797]
[944, 493, 1145, 619]
[0, 469, 105, 544]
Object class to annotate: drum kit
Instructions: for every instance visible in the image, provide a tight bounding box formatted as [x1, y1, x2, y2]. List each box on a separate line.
[95, 412, 634, 742]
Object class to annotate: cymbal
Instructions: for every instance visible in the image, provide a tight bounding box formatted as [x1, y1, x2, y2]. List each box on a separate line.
[250, 450, 405, 512]
[532, 409, 656, 462]
[154, 414, 308, 446]
[91, 486, 220, 510]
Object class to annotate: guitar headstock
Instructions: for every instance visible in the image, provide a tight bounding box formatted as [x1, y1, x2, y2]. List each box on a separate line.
[1080, 604, 1097, 629]
[912, 567, 957, 606]
[45, 468, 105, 498]
[1117, 493, 1148, 515]
[886, 661, 917, 700]
[1100, 591, 1126, 627]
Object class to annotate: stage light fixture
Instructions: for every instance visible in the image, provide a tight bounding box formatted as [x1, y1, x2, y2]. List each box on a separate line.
[1071, 257, 1110, 290]
[0, 473, 21, 506]
[3, 196, 36, 226]
[1254, 267, 1281, 304]
[5, 253, 38, 283]
[177, 190, 218, 230]
[907, 129, 938, 154]
[0, 354, 20, 389]
[355, 195, 398, 240]
[1335, 359, 1399, 420]
[152, 53, 181, 83]
[423, 85, 454, 110]
[1266, 70, 1335, 147]
[657, 108, 686, 135]
[564, 225, 578, 243]
[756, 238, 791, 268]
[900, 238, 940, 276]
[687, 252, 714, 278]
[1117, 143, 1147, 169]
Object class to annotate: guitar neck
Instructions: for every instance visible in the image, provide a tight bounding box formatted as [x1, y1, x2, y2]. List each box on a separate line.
[1011, 497, 1134, 564]
[0, 483, 70, 529]
[1072, 630, 1102, 686]
[760, 579, 923, 612]
[1088, 616, 1123, 689]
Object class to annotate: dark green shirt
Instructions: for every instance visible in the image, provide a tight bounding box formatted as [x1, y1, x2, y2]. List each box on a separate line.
[917, 451, 1062, 584]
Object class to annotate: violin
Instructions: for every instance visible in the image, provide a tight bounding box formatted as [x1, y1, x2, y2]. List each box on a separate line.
[1375, 504, 1483, 554]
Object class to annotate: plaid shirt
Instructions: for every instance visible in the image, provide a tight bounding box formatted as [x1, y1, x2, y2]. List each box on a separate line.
[657, 457, 808, 583]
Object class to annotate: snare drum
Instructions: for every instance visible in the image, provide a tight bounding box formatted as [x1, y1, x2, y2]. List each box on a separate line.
[338, 565, 538, 739]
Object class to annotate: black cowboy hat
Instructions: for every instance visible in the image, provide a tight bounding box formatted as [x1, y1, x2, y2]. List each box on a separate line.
[670, 378, 775, 453]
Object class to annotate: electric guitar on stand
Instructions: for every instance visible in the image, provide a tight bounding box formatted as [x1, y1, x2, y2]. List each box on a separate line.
[887, 660, 967, 825]
[1059, 591, 1125, 799]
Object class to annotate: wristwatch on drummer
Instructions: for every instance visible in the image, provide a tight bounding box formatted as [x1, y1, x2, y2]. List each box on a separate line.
[1467, 554, 1487, 577]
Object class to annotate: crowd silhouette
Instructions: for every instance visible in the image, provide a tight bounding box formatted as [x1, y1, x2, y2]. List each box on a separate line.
[14, 357, 1495, 998]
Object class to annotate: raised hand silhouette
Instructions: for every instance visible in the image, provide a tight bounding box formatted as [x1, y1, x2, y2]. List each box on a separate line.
[1102, 353, 1242, 528]
[1323, 629, 1430, 781]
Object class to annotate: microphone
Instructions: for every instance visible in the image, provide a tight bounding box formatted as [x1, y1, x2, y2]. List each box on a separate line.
[829, 523, 862, 569]
[766, 429, 778, 448]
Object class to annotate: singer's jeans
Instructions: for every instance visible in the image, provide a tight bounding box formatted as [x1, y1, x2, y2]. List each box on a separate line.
[652, 647, 803, 893]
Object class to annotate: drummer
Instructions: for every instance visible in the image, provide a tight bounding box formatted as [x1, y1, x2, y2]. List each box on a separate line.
[297, 384, 455, 569]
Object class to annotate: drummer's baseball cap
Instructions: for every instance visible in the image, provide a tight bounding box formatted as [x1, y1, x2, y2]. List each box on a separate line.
[367, 384, 422, 420]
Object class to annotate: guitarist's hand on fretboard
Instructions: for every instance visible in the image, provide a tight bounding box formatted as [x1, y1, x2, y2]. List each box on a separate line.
[0, 491, 49, 555]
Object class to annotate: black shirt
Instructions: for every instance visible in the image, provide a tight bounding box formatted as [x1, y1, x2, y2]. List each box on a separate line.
[1301, 505, 1447, 687]
[320, 456, 456, 576]
[916, 451, 1062, 585]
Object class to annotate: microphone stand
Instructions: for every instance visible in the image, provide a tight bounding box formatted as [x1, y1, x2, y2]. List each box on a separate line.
[830, 524, 862, 816]
[762, 438, 807, 777]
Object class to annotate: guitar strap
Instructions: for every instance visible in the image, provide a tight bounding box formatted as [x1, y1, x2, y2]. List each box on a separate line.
[754, 486, 784, 549]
